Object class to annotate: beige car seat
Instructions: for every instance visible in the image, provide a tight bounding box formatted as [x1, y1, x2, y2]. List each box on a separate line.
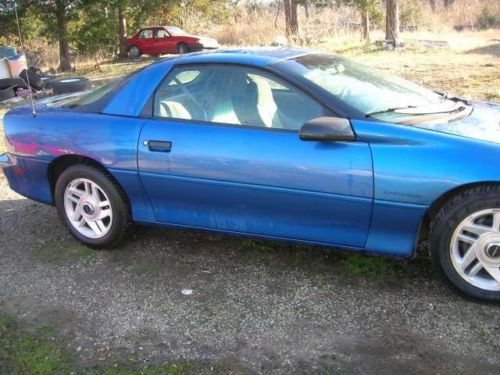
[159, 100, 192, 120]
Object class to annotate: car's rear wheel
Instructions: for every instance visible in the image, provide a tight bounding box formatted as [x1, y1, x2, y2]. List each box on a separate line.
[177, 43, 188, 55]
[430, 185, 500, 301]
[128, 45, 141, 59]
[55, 165, 130, 249]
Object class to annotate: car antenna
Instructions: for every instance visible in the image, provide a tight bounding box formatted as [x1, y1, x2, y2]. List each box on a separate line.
[13, 1, 36, 117]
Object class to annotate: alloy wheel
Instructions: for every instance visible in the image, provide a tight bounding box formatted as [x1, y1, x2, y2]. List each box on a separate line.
[63, 178, 113, 239]
[450, 208, 500, 291]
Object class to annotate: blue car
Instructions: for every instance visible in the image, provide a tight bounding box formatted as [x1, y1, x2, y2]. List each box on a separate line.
[1, 49, 499, 301]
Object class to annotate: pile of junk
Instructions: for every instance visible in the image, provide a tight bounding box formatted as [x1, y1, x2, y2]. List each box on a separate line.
[0, 46, 91, 104]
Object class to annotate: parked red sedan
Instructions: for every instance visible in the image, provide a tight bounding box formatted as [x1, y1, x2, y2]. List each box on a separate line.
[126, 26, 219, 58]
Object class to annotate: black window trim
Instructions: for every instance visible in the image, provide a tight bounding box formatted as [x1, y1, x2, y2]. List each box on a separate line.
[144, 62, 340, 134]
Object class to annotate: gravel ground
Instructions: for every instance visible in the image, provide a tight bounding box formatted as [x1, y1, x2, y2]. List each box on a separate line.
[0, 173, 499, 374]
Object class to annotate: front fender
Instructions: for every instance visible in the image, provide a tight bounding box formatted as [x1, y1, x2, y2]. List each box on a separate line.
[353, 119, 500, 257]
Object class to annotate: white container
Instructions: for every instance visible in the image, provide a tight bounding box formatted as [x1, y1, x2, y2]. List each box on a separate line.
[0, 58, 11, 79]
[8, 54, 27, 77]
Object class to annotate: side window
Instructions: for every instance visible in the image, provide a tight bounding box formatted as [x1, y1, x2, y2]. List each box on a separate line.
[156, 29, 169, 38]
[140, 29, 153, 39]
[153, 65, 329, 131]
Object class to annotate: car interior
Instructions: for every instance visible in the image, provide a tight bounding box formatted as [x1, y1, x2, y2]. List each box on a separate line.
[154, 66, 327, 130]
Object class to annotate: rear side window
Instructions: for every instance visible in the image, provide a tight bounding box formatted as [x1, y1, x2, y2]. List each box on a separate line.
[60, 68, 143, 113]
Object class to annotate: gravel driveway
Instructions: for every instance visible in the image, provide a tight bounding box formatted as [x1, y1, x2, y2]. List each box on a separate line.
[0, 173, 499, 374]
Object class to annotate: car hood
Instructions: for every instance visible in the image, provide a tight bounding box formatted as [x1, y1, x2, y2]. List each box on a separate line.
[413, 101, 500, 144]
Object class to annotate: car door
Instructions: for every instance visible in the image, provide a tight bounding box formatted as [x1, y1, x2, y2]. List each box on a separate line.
[137, 28, 154, 54]
[153, 28, 176, 54]
[138, 64, 374, 248]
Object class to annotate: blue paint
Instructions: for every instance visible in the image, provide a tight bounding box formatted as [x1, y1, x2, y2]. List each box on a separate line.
[1, 48, 499, 258]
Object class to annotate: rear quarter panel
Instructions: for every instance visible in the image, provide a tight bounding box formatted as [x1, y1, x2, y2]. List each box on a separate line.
[3, 105, 155, 221]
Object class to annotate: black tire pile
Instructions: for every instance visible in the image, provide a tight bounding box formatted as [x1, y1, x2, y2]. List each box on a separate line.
[0, 67, 91, 103]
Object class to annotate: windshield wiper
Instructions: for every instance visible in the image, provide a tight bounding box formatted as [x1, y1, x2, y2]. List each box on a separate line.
[365, 106, 417, 118]
[434, 90, 471, 105]
[366, 102, 470, 119]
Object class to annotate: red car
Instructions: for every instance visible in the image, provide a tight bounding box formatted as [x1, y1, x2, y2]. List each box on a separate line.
[126, 26, 219, 58]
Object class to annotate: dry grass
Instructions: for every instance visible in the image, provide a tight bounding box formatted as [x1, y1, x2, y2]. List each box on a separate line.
[210, 0, 499, 47]
[330, 30, 500, 102]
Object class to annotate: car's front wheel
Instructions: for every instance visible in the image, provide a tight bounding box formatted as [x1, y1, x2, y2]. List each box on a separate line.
[55, 165, 130, 249]
[430, 185, 500, 301]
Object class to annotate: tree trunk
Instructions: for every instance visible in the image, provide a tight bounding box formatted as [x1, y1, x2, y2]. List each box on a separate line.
[118, 5, 128, 58]
[444, 0, 455, 8]
[304, 3, 310, 18]
[385, 0, 400, 47]
[429, 0, 436, 12]
[284, 0, 291, 35]
[361, 10, 370, 40]
[283, 0, 299, 36]
[290, 0, 299, 34]
[55, 0, 71, 72]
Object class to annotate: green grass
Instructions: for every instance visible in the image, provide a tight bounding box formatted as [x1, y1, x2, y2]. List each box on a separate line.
[134, 262, 161, 275]
[240, 239, 274, 265]
[0, 314, 246, 375]
[0, 316, 72, 375]
[343, 254, 396, 281]
[82, 364, 196, 375]
[35, 240, 94, 263]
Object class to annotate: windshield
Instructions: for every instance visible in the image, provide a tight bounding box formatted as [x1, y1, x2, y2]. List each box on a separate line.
[166, 26, 187, 36]
[291, 54, 460, 122]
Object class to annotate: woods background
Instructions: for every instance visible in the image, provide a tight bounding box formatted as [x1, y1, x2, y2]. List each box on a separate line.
[0, 0, 498, 72]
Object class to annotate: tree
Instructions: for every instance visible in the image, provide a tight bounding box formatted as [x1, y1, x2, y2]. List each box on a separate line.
[54, 0, 71, 70]
[283, 0, 332, 36]
[385, 0, 399, 46]
[6, 0, 92, 71]
[341, 0, 379, 41]
[283, 0, 298, 36]
[116, 0, 128, 58]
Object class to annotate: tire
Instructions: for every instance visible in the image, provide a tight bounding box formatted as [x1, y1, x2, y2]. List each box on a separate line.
[0, 87, 15, 102]
[177, 43, 188, 55]
[54, 165, 130, 249]
[46, 77, 90, 95]
[128, 45, 141, 59]
[28, 66, 44, 76]
[0, 78, 28, 90]
[19, 68, 44, 90]
[430, 185, 500, 301]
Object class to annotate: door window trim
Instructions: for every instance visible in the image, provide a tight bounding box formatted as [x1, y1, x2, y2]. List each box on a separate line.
[143, 62, 339, 133]
[139, 29, 154, 39]
[155, 28, 171, 38]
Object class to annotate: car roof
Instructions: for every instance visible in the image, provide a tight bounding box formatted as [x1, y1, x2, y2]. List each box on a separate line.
[150, 47, 314, 68]
[142, 25, 177, 29]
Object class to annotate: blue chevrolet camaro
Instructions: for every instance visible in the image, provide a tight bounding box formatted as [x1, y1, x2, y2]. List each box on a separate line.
[1, 49, 499, 300]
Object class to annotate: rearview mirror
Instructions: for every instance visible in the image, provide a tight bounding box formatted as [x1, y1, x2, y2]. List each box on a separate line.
[299, 117, 355, 142]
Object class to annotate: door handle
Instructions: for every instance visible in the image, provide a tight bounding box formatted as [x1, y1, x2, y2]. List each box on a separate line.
[144, 140, 172, 152]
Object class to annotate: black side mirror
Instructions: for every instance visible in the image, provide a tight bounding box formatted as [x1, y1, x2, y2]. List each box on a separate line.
[299, 117, 355, 142]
